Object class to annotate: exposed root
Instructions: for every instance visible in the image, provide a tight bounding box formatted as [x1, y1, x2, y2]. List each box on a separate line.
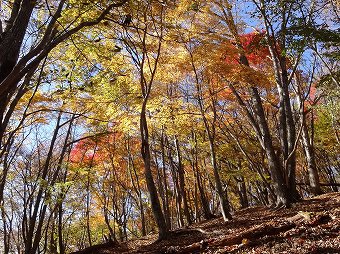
[274, 203, 287, 210]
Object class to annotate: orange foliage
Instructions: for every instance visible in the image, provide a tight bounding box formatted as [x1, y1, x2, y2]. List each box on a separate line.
[70, 131, 140, 167]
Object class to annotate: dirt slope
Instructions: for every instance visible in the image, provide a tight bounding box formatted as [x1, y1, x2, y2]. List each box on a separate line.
[72, 192, 340, 254]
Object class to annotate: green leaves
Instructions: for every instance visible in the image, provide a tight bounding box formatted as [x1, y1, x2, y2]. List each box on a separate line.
[288, 25, 340, 45]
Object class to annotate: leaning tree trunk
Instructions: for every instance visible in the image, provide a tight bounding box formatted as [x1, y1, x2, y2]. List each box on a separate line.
[167, 140, 184, 227]
[221, 0, 294, 207]
[140, 100, 168, 239]
[127, 136, 147, 236]
[295, 83, 321, 195]
[24, 114, 62, 254]
[0, 0, 35, 111]
[192, 158, 213, 219]
[208, 133, 232, 221]
[189, 48, 232, 221]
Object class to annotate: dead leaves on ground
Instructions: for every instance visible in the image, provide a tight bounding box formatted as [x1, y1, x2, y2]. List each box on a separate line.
[92, 193, 340, 254]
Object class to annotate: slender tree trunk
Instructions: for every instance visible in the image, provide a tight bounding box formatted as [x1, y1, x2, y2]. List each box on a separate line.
[160, 130, 171, 229]
[127, 136, 147, 236]
[208, 135, 232, 220]
[1, 205, 10, 254]
[140, 101, 168, 239]
[167, 140, 184, 227]
[189, 48, 232, 220]
[199, 173, 213, 219]
[24, 114, 62, 254]
[192, 158, 213, 219]
[221, 1, 293, 207]
[58, 202, 65, 254]
[296, 91, 322, 195]
[193, 182, 199, 222]
[249, 86, 291, 206]
[85, 171, 92, 247]
[236, 176, 249, 208]
[174, 137, 192, 225]
[49, 212, 58, 254]
[302, 116, 322, 195]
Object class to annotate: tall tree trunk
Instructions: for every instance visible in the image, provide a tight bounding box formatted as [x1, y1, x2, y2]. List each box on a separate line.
[167, 140, 184, 228]
[259, 0, 300, 202]
[220, 0, 293, 207]
[24, 114, 62, 254]
[127, 136, 147, 236]
[193, 182, 199, 222]
[198, 171, 213, 219]
[49, 212, 58, 254]
[174, 137, 192, 225]
[0, 1, 35, 109]
[236, 176, 249, 208]
[208, 133, 232, 221]
[295, 84, 321, 196]
[140, 101, 168, 239]
[280, 58, 300, 202]
[188, 48, 232, 221]
[1, 205, 10, 254]
[160, 130, 171, 229]
[251, 87, 291, 206]
[302, 113, 322, 195]
[58, 203, 65, 254]
[191, 155, 213, 220]
[85, 171, 92, 247]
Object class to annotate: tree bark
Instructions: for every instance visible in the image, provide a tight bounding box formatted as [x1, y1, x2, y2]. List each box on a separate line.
[301, 113, 322, 195]
[160, 130, 171, 229]
[0, 0, 127, 141]
[218, 0, 294, 207]
[140, 101, 168, 239]
[174, 137, 192, 225]
[190, 140, 213, 220]
[167, 138, 184, 227]
[236, 176, 249, 208]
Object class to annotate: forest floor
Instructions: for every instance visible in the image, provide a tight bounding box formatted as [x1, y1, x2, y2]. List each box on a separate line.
[73, 192, 340, 254]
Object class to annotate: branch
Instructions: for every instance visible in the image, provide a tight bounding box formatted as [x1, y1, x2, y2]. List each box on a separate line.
[0, 0, 128, 97]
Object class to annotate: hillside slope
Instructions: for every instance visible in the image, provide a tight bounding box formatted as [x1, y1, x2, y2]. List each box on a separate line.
[72, 193, 340, 254]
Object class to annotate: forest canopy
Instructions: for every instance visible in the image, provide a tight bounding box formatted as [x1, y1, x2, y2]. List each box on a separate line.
[0, 0, 339, 253]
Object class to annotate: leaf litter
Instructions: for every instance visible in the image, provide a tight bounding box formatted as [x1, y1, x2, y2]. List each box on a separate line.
[72, 192, 340, 254]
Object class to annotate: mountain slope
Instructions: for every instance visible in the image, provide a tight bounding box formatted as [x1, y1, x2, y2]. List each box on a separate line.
[72, 192, 340, 254]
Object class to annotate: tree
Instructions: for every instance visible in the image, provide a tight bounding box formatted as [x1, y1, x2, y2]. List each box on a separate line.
[1, 1, 339, 252]
[0, 0, 128, 203]
[203, 0, 324, 206]
[118, 1, 169, 239]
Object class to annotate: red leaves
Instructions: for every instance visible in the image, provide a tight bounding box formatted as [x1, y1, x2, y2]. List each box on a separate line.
[240, 32, 271, 65]
[69, 132, 141, 168]
[69, 139, 99, 165]
[225, 31, 271, 67]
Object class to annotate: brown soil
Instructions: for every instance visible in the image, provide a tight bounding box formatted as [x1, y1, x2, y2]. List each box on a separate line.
[72, 192, 340, 254]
